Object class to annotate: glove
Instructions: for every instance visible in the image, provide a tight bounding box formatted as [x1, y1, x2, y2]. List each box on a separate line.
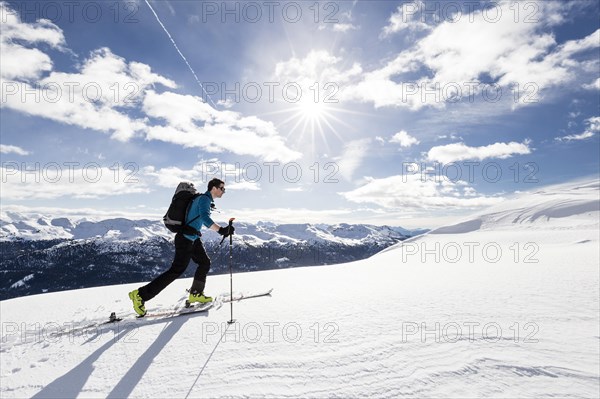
[218, 225, 235, 237]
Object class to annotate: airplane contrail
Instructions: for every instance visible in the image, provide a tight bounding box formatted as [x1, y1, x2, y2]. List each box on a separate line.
[144, 0, 218, 108]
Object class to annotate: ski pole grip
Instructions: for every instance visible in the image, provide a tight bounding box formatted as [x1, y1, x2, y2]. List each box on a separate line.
[228, 218, 235, 244]
[219, 218, 236, 245]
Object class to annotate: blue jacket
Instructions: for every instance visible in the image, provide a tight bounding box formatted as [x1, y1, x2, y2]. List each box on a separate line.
[184, 191, 215, 241]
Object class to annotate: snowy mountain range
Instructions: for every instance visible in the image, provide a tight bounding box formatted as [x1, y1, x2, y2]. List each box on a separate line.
[0, 213, 426, 300]
[0, 211, 423, 244]
[1, 179, 598, 398]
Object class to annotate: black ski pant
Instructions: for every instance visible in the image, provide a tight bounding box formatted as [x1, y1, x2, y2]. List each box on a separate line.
[138, 233, 211, 301]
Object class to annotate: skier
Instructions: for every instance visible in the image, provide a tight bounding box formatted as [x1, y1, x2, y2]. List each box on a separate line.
[128, 178, 235, 316]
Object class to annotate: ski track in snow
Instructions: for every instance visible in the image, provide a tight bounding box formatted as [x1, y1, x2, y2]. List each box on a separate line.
[1, 180, 599, 398]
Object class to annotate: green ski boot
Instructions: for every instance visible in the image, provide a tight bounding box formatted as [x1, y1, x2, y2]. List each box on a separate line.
[128, 289, 147, 317]
[185, 292, 213, 308]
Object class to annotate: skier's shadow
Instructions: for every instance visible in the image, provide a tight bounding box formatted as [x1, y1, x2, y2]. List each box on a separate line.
[32, 312, 207, 398]
[106, 315, 192, 398]
[31, 327, 133, 399]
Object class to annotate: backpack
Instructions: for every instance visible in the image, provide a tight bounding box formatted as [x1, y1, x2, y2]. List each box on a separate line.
[163, 182, 202, 235]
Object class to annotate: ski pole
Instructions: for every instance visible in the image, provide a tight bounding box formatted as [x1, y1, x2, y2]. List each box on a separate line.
[227, 218, 236, 325]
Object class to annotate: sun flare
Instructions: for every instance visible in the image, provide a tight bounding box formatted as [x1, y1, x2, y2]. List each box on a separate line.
[257, 96, 366, 156]
[297, 96, 326, 121]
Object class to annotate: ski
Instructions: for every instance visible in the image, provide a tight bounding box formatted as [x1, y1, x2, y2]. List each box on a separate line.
[143, 301, 214, 319]
[50, 302, 214, 337]
[51, 288, 272, 337]
[223, 288, 273, 303]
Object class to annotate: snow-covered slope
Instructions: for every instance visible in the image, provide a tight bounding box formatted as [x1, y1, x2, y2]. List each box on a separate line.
[1, 180, 598, 398]
[430, 180, 599, 233]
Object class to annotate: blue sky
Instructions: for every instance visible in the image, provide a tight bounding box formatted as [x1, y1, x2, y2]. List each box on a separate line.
[1, 0, 598, 228]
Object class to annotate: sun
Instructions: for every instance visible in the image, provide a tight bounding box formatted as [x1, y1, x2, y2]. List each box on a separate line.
[256, 86, 369, 156]
[297, 96, 326, 121]
[284, 99, 343, 152]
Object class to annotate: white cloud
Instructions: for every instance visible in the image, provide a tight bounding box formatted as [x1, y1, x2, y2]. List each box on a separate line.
[143, 160, 269, 190]
[143, 91, 302, 162]
[427, 141, 532, 163]
[0, 159, 259, 201]
[0, 2, 65, 80]
[332, 23, 358, 33]
[587, 116, 600, 131]
[0, 40, 54, 81]
[1, 204, 163, 221]
[0, 164, 151, 200]
[381, 1, 433, 38]
[346, 1, 600, 110]
[335, 138, 371, 181]
[556, 131, 595, 142]
[319, 5, 359, 33]
[233, 205, 413, 225]
[0, 201, 473, 229]
[555, 116, 600, 142]
[0, 197, 494, 229]
[274, 50, 362, 92]
[1, 46, 175, 142]
[339, 174, 502, 210]
[217, 98, 236, 108]
[0, 4, 65, 46]
[390, 130, 420, 148]
[0, 2, 300, 162]
[583, 77, 600, 90]
[227, 181, 261, 191]
[0, 144, 29, 155]
[142, 165, 202, 189]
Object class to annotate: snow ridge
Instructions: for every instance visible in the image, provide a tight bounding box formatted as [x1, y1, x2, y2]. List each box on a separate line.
[431, 180, 599, 233]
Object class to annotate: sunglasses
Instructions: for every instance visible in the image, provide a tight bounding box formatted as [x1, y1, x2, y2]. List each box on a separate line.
[218, 186, 226, 192]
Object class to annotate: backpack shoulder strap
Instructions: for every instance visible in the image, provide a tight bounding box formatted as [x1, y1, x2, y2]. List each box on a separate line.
[183, 193, 202, 226]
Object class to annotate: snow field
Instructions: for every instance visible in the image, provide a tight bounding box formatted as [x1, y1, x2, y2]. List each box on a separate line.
[1, 180, 599, 398]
